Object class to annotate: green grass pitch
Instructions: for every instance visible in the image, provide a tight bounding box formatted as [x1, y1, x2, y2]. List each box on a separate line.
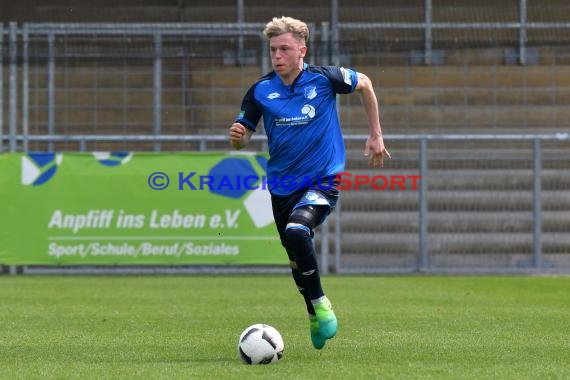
[0, 275, 568, 379]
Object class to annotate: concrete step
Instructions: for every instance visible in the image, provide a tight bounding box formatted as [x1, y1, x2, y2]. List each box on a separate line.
[340, 189, 570, 212]
[30, 67, 161, 88]
[329, 232, 570, 255]
[329, 210, 569, 233]
[336, 169, 570, 192]
[189, 67, 261, 88]
[7, 5, 188, 22]
[377, 87, 570, 107]
[185, 103, 570, 127]
[188, 105, 238, 124]
[368, 66, 570, 88]
[31, 89, 184, 107]
[343, 124, 570, 135]
[344, 151, 570, 170]
[187, 88, 245, 106]
[342, 104, 570, 125]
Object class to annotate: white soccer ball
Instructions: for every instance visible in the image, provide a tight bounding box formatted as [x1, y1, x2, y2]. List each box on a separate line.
[237, 323, 284, 365]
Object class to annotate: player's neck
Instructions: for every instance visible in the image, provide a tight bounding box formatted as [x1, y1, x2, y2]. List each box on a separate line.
[279, 63, 304, 86]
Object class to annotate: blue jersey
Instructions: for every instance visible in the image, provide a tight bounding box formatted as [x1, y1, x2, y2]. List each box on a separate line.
[235, 63, 358, 196]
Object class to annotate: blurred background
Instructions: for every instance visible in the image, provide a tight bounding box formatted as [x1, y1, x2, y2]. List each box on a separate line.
[1, 0, 569, 273]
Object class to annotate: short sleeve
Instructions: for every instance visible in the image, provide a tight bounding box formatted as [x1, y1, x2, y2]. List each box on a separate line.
[235, 84, 262, 131]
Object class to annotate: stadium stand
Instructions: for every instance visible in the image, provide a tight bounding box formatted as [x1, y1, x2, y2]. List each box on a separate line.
[2, 1, 569, 272]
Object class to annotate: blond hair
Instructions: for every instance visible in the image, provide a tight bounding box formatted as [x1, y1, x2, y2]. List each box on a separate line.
[263, 16, 309, 44]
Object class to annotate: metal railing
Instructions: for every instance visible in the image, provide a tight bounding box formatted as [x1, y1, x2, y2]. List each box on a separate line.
[327, 132, 569, 274]
[2, 17, 570, 154]
[333, 0, 570, 66]
[2, 18, 570, 274]
[3, 132, 569, 274]
[1, 22, 329, 153]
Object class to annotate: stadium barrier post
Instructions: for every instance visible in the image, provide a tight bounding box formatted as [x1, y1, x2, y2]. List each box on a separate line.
[419, 138, 429, 271]
[334, 197, 342, 273]
[8, 22, 17, 153]
[153, 33, 162, 152]
[321, 218, 329, 275]
[532, 138, 542, 268]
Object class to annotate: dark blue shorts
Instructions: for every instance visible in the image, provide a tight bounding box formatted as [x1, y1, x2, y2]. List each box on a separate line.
[270, 177, 340, 245]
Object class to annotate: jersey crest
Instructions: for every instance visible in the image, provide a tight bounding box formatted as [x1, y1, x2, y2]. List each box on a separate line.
[304, 86, 317, 100]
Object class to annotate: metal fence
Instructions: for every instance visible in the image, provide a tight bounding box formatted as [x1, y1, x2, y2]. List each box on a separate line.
[2, 132, 569, 275]
[2, 20, 570, 274]
[2, 18, 570, 151]
[324, 133, 570, 274]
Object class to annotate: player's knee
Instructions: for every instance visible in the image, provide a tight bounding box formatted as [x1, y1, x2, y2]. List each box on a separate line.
[284, 223, 312, 260]
[284, 223, 311, 245]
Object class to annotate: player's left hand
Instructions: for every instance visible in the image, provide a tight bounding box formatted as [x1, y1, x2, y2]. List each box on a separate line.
[364, 134, 391, 168]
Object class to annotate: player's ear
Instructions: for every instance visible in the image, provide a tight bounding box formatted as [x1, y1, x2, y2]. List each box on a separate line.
[299, 45, 307, 58]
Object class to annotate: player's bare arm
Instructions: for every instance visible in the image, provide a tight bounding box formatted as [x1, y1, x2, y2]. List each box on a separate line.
[229, 122, 253, 150]
[356, 72, 391, 168]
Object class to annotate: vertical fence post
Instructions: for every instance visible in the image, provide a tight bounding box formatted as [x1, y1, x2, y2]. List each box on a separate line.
[22, 24, 29, 152]
[532, 138, 542, 268]
[47, 32, 55, 152]
[419, 138, 429, 271]
[260, 31, 269, 76]
[320, 22, 330, 66]
[424, 0, 433, 65]
[320, 217, 330, 275]
[153, 33, 162, 152]
[321, 0, 340, 273]
[6, 29, 20, 272]
[236, 0, 244, 66]
[8, 24, 17, 280]
[308, 23, 316, 65]
[519, 0, 527, 65]
[9, 22, 17, 153]
[331, 2, 341, 270]
[330, 0, 339, 66]
[334, 197, 342, 273]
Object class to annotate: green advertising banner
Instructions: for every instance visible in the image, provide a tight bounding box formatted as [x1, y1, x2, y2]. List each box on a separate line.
[0, 152, 285, 265]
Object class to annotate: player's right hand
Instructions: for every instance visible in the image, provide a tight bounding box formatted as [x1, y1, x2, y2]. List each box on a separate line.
[229, 123, 246, 142]
[230, 122, 249, 150]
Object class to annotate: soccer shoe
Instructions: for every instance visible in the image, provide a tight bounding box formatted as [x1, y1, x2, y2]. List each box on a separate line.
[309, 315, 326, 349]
[313, 296, 337, 340]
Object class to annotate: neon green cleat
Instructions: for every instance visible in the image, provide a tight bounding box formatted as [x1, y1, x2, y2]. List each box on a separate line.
[309, 315, 326, 349]
[313, 296, 338, 340]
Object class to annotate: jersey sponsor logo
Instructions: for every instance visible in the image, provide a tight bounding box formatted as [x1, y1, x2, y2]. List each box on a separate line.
[267, 92, 280, 99]
[340, 67, 352, 86]
[301, 104, 315, 119]
[304, 86, 317, 100]
[274, 104, 316, 127]
[275, 115, 310, 127]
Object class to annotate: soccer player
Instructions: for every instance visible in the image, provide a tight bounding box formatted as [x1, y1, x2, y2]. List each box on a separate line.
[229, 16, 390, 349]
